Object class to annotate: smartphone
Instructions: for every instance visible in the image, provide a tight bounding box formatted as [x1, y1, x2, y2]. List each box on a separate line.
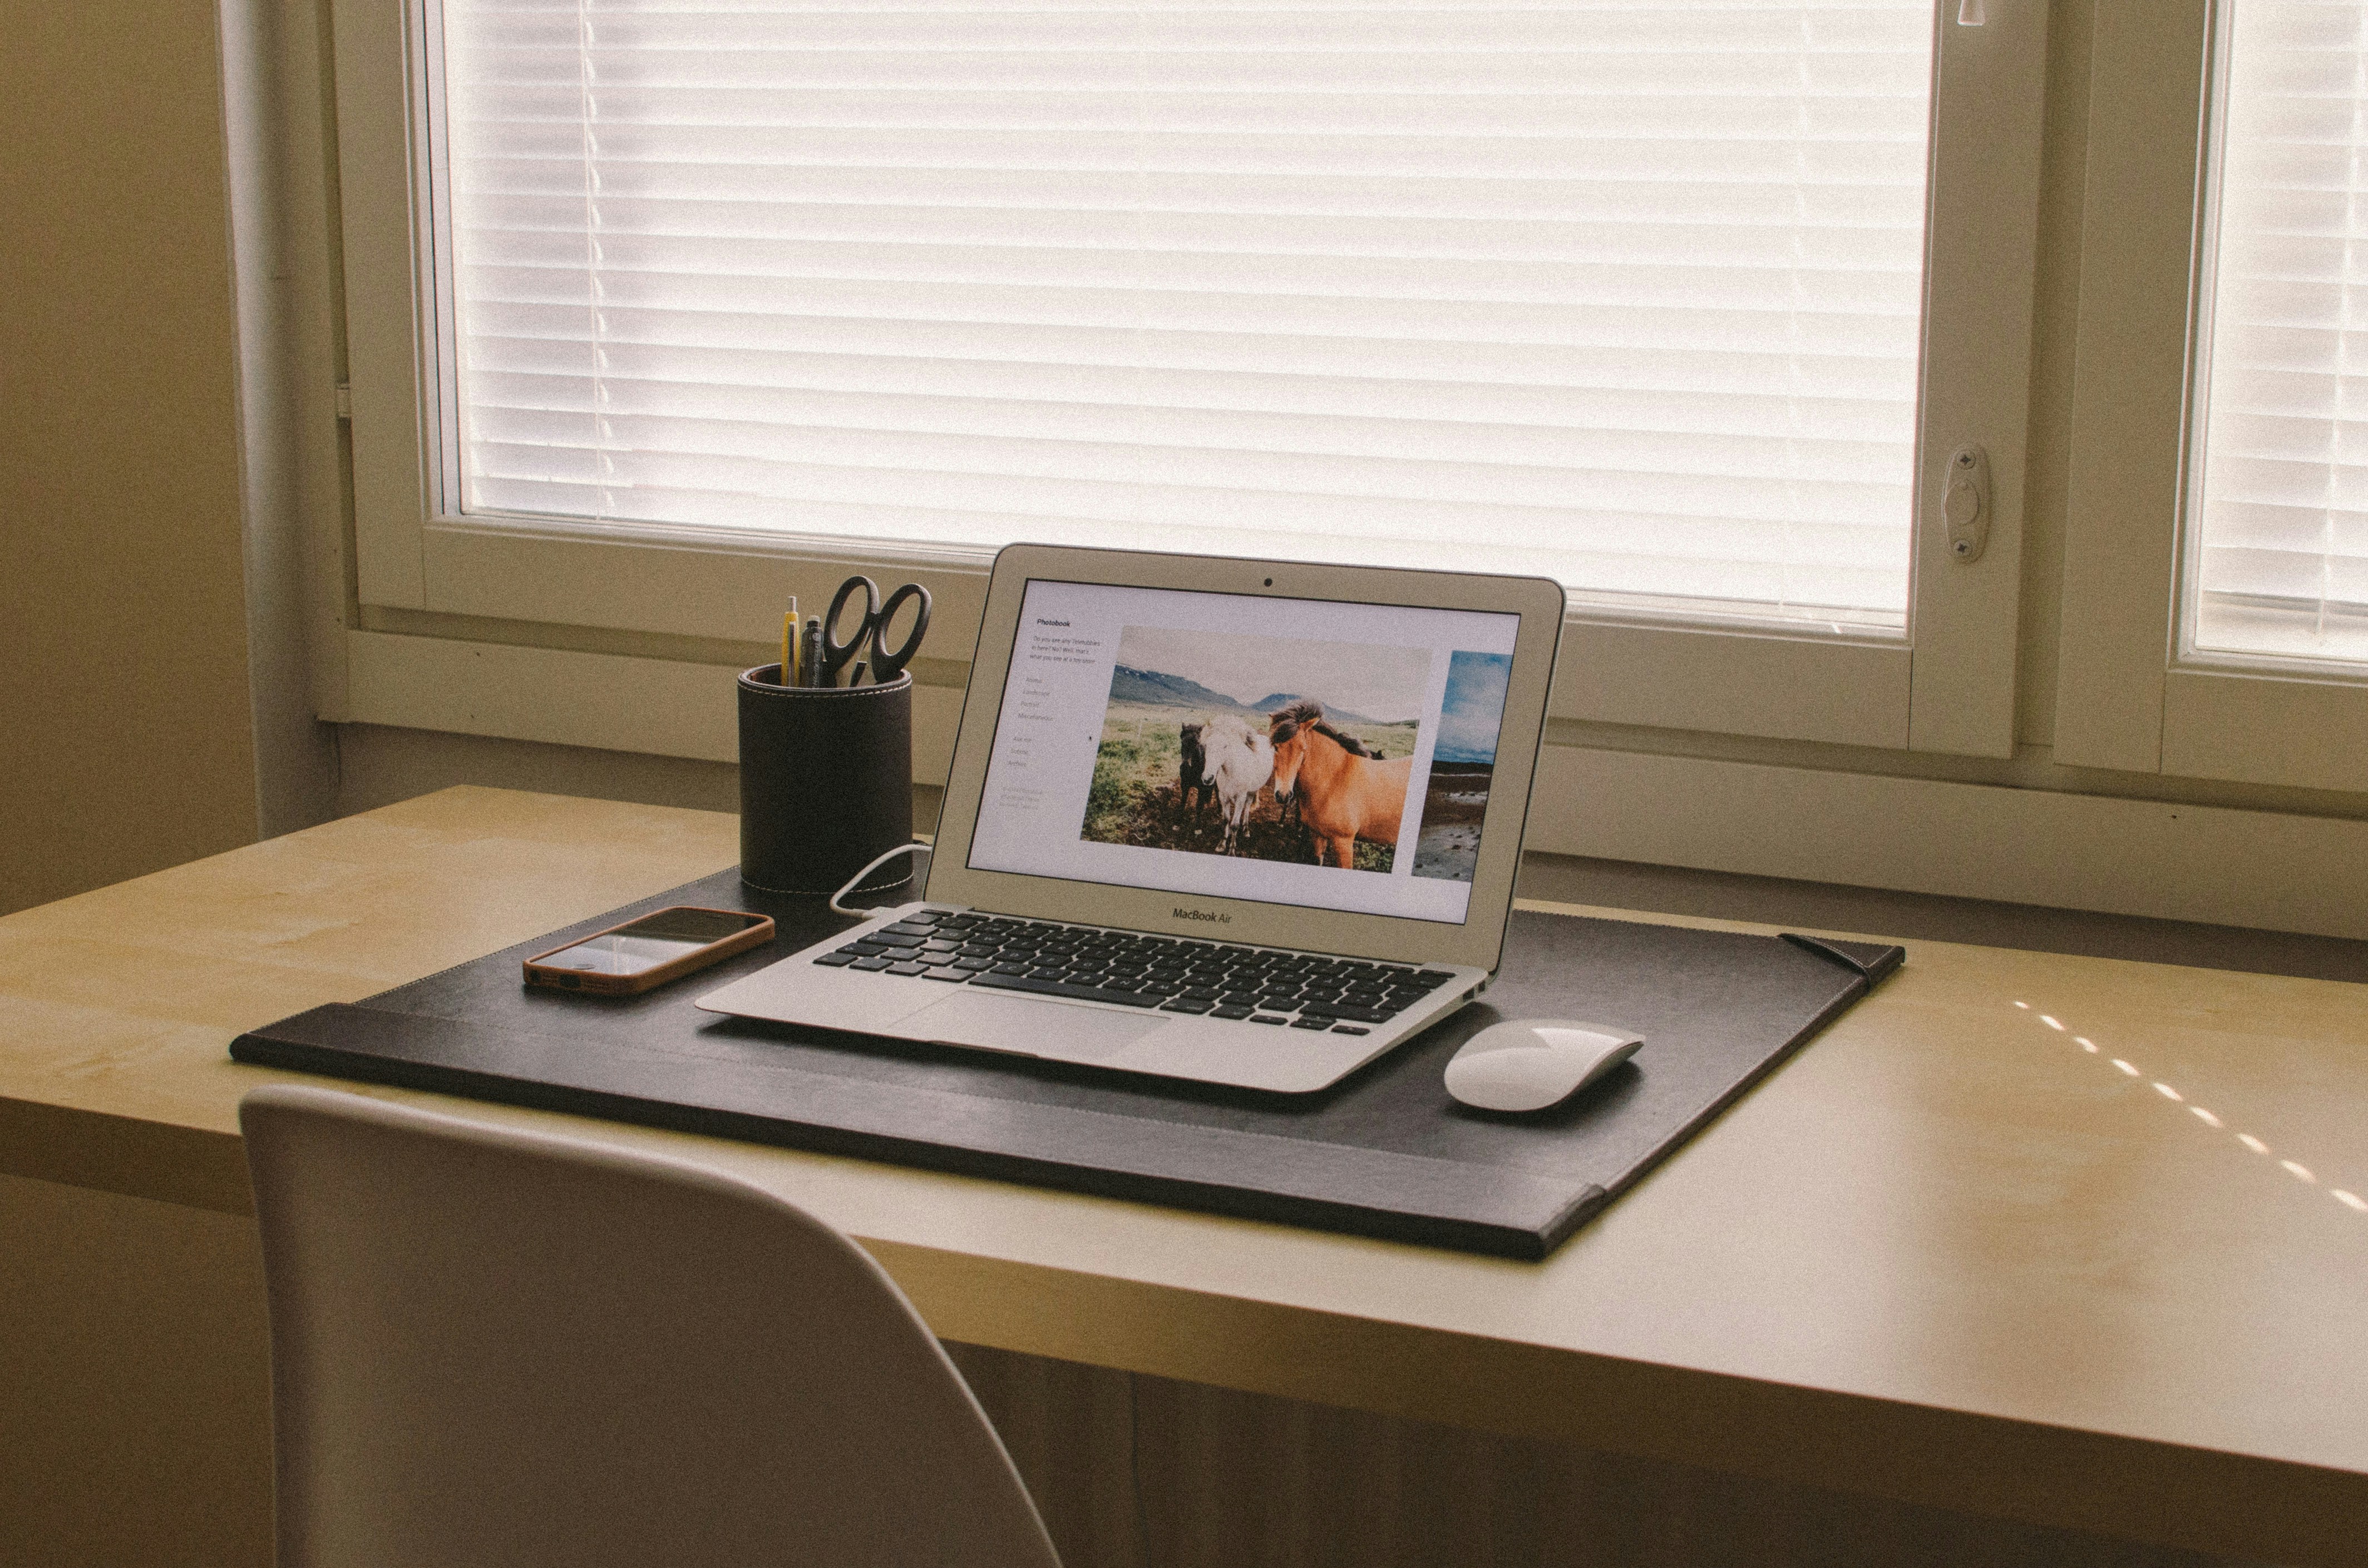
[523, 907, 774, 996]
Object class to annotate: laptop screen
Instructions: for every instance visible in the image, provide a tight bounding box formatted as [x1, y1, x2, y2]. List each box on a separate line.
[966, 579, 1521, 925]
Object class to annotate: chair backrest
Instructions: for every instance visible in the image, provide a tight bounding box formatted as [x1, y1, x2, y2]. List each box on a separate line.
[240, 1084, 1060, 1568]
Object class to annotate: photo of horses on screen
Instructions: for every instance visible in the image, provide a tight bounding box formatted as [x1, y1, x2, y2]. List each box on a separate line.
[1081, 627, 1428, 872]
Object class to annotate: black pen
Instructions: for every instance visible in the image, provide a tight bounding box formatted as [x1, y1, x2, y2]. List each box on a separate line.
[797, 618, 823, 687]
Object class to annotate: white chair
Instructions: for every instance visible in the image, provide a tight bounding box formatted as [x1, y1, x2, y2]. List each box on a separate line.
[240, 1084, 1061, 1568]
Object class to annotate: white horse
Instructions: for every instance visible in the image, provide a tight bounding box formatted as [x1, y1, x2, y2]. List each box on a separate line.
[1199, 714, 1275, 855]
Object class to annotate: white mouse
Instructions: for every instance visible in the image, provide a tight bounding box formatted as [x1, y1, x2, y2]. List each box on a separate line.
[1443, 1020, 1644, 1112]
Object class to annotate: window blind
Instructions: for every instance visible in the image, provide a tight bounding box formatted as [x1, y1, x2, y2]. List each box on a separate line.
[440, 0, 1935, 630]
[2194, 0, 2368, 665]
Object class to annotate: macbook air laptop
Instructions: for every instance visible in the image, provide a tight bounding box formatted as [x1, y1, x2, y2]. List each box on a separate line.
[698, 543, 1564, 1093]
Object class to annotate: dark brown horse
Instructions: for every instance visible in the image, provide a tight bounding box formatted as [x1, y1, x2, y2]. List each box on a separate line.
[1267, 700, 1409, 869]
[1177, 721, 1213, 817]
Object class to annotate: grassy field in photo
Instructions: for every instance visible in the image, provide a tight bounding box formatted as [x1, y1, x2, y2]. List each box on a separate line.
[1081, 700, 1416, 871]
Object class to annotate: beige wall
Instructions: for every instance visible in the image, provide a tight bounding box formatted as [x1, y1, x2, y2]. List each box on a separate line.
[0, 0, 260, 916]
[0, 1175, 273, 1568]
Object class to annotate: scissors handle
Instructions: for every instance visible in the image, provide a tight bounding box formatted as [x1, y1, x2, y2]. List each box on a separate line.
[819, 575, 878, 686]
[865, 582, 933, 683]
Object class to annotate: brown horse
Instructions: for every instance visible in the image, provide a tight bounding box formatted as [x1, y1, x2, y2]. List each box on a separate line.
[1267, 700, 1410, 869]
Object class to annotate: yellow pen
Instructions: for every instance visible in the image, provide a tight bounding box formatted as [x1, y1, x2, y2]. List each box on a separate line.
[781, 595, 798, 685]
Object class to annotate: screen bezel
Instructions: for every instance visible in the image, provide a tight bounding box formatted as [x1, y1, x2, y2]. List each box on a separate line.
[925, 544, 1564, 973]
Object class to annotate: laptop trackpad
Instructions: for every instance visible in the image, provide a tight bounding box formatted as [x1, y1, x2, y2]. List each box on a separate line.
[906, 991, 1164, 1062]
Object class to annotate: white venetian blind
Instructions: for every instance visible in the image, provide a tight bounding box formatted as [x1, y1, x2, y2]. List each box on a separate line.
[440, 0, 1935, 630]
[2194, 0, 2368, 665]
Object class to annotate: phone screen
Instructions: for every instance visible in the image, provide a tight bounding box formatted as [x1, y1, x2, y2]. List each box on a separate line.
[536, 909, 768, 976]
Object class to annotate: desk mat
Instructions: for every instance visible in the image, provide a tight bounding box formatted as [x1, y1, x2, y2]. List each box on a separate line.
[231, 871, 1900, 1259]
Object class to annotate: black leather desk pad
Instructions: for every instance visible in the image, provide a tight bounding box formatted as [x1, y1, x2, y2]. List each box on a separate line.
[231, 870, 1901, 1260]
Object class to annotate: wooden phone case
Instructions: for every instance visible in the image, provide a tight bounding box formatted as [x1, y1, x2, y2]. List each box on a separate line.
[522, 907, 775, 996]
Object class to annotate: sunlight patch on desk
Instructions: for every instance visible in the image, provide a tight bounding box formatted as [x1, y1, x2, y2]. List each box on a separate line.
[2015, 1001, 2366, 1221]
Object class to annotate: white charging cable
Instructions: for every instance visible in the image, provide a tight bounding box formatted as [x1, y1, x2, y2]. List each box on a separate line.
[827, 840, 934, 917]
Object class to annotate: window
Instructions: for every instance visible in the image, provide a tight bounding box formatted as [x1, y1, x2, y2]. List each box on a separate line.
[440, 0, 1936, 632]
[2189, 0, 2368, 670]
[2060, 0, 2368, 794]
[332, 0, 2046, 763]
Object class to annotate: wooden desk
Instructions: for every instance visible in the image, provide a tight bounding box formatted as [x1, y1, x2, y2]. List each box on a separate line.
[5, 787, 2365, 1566]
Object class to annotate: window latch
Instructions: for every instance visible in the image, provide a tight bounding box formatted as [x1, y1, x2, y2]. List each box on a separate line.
[1957, 0, 1987, 24]
[1944, 445, 1989, 563]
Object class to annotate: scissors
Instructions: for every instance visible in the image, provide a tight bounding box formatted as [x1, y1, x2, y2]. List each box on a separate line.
[819, 574, 932, 687]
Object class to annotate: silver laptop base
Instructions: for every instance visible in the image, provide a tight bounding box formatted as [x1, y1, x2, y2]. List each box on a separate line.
[699, 904, 1486, 1095]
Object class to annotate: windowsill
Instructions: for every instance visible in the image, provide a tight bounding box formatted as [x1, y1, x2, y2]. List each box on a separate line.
[324, 714, 2368, 946]
[1512, 850, 2368, 985]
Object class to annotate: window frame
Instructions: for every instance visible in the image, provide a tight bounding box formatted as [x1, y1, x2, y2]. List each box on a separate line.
[2059, 0, 2368, 795]
[330, 0, 2050, 770]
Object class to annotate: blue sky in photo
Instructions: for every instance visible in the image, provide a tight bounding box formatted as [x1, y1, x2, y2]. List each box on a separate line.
[1435, 651, 1511, 764]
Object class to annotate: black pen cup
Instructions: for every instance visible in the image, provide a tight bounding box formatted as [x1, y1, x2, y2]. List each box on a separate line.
[737, 665, 914, 897]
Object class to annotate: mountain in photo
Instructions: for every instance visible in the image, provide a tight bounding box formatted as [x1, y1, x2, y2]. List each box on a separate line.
[1107, 665, 1252, 712]
[1109, 666, 1415, 727]
[1247, 691, 1407, 726]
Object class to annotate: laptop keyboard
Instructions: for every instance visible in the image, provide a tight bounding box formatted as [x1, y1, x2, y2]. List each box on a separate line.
[812, 909, 1460, 1037]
